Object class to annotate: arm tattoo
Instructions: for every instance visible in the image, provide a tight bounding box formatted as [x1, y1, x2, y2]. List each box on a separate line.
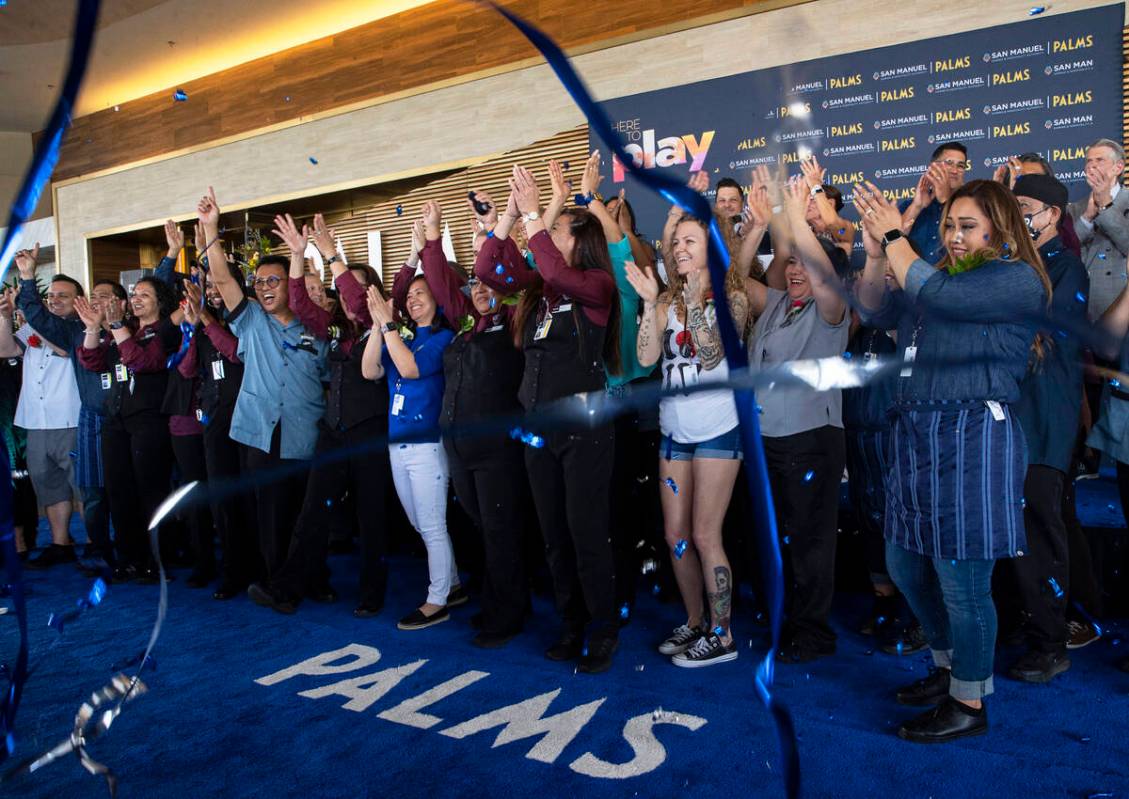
[686, 303, 723, 370]
[707, 566, 732, 635]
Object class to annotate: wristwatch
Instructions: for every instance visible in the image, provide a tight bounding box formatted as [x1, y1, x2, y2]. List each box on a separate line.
[325, 254, 341, 266]
[381, 321, 398, 334]
[809, 185, 825, 197]
[880, 229, 904, 251]
[522, 211, 540, 222]
[109, 320, 125, 330]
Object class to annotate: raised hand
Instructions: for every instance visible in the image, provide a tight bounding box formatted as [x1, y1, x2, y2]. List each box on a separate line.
[74, 296, 104, 330]
[467, 190, 499, 229]
[548, 159, 568, 203]
[580, 150, 603, 197]
[194, 221, 207, 256]
[510, 165, 541, 214]
[800, 156, 825, 190]
[164, 219, 186, 257]
[925, 162, 951, 204]
[311, 213, 337, 258]
[909, 170, 934, 211]
[624, 261, 660, 303]
[860, 222, 885, 259]
[687, 170, 709, 195]
[853, 181, 903, 239]
[13, 243, 39, 280]
[0, 287, 14, 319]
[410, 219, 426, 257]
[683, 268, 704, 307]
[198, 186, 220, 229]
[421, 199, 443, 238]
[103, 293, 124, 324]
[272, 213, 309, 253]
[746, 185, 772, 228]
[783, 175, 808, 217]
[367, 285, 394, 326]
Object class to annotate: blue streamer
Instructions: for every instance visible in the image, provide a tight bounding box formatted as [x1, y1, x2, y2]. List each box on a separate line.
[481, 5, 799, 795]
[0, 0, 102, 763]
[165, 321, 195, 370]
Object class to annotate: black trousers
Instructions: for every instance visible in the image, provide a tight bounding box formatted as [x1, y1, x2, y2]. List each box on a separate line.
[170, 433, 214, 575]
[763, 425, 846, 645]
[273, 417, 390, 606]
[240, 424, 310, 580]
[524, 424, 617, 636]
[447, 435, 528, 635]
[203, 409, 261, 587]
[1005, 465, 1070, 653]
[101, 412, 173, 569]
[609, 413, 661, 611]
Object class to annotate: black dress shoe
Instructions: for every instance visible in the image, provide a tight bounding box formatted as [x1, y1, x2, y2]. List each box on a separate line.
[545, 630, 585, 661]
[1007, 649, 1071, 683]
[353, 603, 383, 619]
[248, 583, 298, 614]
[896, 667, 951, 706]
[777, 636, 836, 664]
[446, 585, 469, 608]
[212, 583, 245, 601]
[897, 696, 987, 743]
[577, 636, 619, 674]
[473, 630, 519, 649]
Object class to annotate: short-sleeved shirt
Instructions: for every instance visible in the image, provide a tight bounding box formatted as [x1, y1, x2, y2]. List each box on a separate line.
[14, 324, 81, 430]
[227, 300, 328, 460]
[383, 324, 455, 443]
[749, 288, 849, 438]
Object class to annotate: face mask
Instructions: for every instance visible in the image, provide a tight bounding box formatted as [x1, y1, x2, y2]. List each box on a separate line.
[1023, 207, 1053, 241]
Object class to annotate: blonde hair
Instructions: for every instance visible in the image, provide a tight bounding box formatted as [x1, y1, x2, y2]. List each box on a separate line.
[660, 213, 747, 333]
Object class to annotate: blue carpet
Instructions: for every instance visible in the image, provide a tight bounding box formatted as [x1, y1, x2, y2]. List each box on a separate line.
[3, 544, 1129, 799]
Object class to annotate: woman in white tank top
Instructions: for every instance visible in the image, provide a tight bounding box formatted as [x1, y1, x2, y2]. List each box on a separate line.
[625, 212, 750, 668]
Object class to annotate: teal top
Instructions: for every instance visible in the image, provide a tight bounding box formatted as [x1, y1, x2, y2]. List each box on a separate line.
[605, 235, 653, 388]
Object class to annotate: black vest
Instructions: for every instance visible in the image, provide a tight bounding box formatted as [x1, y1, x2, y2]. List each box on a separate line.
[196, 326, 244, 419]
[441, 314, 523, 432]
[160, 367, 196, 417]
[104, 319, 181, 419]
[324, 329, 389, 432]
[518, 296, 607, 410]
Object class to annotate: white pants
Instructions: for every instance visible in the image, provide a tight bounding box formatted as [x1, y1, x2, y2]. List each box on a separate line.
[389, 442, 458, 606]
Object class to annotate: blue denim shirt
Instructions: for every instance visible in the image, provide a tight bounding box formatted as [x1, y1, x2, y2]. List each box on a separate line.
[1014, 238, 1089, 473]
[860, 258, 1045, 405]
[227, 299, 328, 459]
[16, 256, 178, 415]
[898, 198, 946, 265]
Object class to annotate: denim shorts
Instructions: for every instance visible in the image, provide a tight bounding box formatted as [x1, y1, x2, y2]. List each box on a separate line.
[661, 427, 744, 461]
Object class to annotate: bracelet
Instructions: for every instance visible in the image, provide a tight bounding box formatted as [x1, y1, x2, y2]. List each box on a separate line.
[325, 254, 341, 266]
[109, 321, 125, 330]
[771, 205, 783, 214]
[84, 328, 100, 335]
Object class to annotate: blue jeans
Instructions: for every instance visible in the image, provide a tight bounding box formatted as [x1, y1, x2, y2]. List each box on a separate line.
[886, 542, 997, 700]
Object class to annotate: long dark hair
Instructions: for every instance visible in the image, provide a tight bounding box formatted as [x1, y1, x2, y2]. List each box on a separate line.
[332, 263, 383, 338]
[134, 276, 178, 319]
[512, 208, 622, 376]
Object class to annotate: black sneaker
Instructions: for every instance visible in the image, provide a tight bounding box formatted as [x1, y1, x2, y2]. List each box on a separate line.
[247, 582, 299, 614]
[1007, 649, 1071, 683]
[397, 606, 449, 630]
[446, 585, 469, 608]
[25, 544, 77, 570]
[895, 667, 950, 706]
[881, 622, 928, 656]
[658, 624, 706, 656]
[672, 633, 738, 668]
[897, 696, 987, 744]
[545, 629, 585, 661]
[777, 636, 836, 664]
[577, 636, 619, 674]
[1066, 620, 1101, 650]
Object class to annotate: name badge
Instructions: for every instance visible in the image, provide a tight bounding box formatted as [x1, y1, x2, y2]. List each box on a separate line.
[114, 363, 129, 383]
[212, 359, 225, 381]
[899, 346, 917, 378]
[985, 400, 1005, 422]
[195, 408, 204, 422]
[100, 372, 112, 390]
[533, 315, 553, 341]
[391, 393, 405, 416]
[555, 302, 573, 313]
[485, 324, 505, 334]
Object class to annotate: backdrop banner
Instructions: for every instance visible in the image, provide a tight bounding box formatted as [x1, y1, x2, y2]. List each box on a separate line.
[590, 3, 1124, 247]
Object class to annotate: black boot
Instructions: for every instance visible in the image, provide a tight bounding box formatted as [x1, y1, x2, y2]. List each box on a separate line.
[545, 628, 585, 662]
[897, 696, 987, 743]
[1007, 649, 1070, 683]
[895, 667, 951, 706]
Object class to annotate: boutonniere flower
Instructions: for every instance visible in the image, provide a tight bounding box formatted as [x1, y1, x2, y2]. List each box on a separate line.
[26, 334, 42, 348]
[457, 315, 475, 335]
[327, 324, 341, 340]
[946, 251, 991, 276]
[397, 325, 414, 341]
[501, 292, 521, 307]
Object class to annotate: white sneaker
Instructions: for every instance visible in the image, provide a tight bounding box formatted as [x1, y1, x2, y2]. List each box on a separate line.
[658, 624, 705, 655]
[672, 633, 738, 668]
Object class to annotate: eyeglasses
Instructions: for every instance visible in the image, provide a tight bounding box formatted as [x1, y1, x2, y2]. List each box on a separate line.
[933, 158, 970, 171]
[253, 276, 282, 289]
[45, 292, 75, 300]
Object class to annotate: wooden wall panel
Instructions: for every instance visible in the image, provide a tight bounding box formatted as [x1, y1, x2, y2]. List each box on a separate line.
[50, 0, 794, 181]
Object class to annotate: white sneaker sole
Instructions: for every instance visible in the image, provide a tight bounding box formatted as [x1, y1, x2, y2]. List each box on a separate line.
[658, 641, 698, 656]
[671, 650, 739, 668]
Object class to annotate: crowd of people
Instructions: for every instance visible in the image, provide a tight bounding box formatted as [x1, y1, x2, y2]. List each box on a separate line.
[3, 136, 1129, 745]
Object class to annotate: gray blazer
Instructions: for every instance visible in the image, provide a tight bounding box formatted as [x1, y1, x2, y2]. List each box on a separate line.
[1069, 186, 1129, 320]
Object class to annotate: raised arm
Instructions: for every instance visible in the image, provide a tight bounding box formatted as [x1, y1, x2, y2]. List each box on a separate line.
[368, 285, 419, 379]
[273, 213, 331, 337]
[0, 290, 21, 358]
[13, 245, 79, 352]
[625, 262, 663, 367]
[361, 286, 387, 380]
[311, 213, 348, 280]
[391, 219, 425, 315]
[183, 278, 240, 363]
[577, 151, 625, 247]
[542, 159, 569, 232]
[418, 200, 473, 327]
[198, 187, 243, 313]
[783, 179, 845, 324]
[735, 185, 771, 280]
[684, 270, 749, 371]
[73, 297, 109, 371]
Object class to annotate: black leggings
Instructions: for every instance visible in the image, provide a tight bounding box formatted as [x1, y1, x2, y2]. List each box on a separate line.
[170, 433, 213, 574]
[101, 412, 173, 569]
[524, 424, 617, 636]
[273, 417, 390, 605]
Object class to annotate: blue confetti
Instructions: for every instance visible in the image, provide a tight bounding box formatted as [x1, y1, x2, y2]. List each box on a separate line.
[495, 263, 505, 275]
[712, 626, 725, 637]
[488, 297, 496, 310]
[783, 536, 790, 545]
[1028, 5, 1045, 14]
[651, 583, 661, 596]
[1075, 291, 1087, 303]
[619, 603, 630, 620]
[505, 276, 515, 285]
[325, 499, 333, 507]
[87, 578, 107, 607]
[842, 351, 852, 360]
[1099, 252, 1107, 260]
[664, 477, 679, 494]
[876, 615, 887, 626]
[562, 161, 570, 170]
[395, 205, 403, 216]
[838, 228, 846, 235]
[755, 404, 764, 414]
[1080, 736, 1092, 743]
[1111, 379, 1121, 389]
[895, 640, 905, 656]
[1047, 577, 1064, 598]
[173, 88, 188, 102]
[1021, 497, 1026, 508]
[673, 539, 687, 559]
[803, 470, 815, 482]
[308, 156, 318, 165]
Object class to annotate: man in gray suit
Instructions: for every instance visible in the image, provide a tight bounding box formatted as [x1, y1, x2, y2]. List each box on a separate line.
[1070, 138, 1129, 320]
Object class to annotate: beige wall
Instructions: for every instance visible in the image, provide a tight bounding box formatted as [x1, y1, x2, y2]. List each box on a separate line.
[53, 0, 1124, 284]
[0, 132, 35, 223]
